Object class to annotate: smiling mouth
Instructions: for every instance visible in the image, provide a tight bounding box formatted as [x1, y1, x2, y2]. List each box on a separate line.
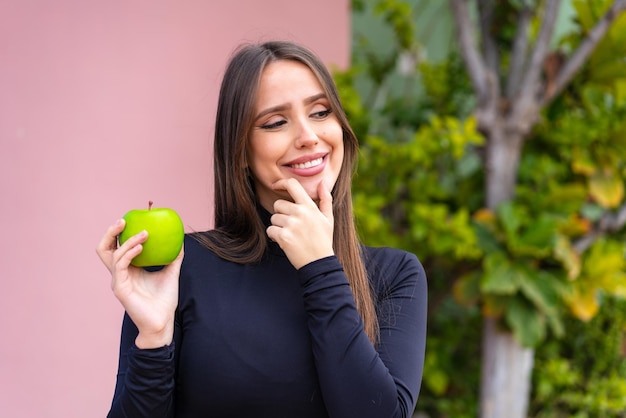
[289, 157, 324, 169]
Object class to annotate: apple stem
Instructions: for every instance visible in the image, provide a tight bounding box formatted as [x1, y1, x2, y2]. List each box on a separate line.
[148, 200, 153, 210]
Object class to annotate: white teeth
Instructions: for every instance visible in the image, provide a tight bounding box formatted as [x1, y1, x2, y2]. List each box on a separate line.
[291, 157, 323, 169]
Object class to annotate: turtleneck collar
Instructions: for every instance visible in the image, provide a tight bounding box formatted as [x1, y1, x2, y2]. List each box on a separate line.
[256, 202, 287, 258]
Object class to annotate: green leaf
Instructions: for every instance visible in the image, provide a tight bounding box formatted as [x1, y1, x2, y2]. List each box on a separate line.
[589, 170, 624, 209]
[517, 269, 561, 315]
[473, 222, 502, 253]
[583, 239, 626, 282]
[579, 238, 626, 298]
[554, 234, 581, 280]
[509, 215, 558, 258]
[517, 269, 565, 337]
[566, 283, 599, 321]
[506, 297, 546, 347]
[480, 253, 522, 295]
[520, 215, 558, 246]
[496, 201, 523, 239]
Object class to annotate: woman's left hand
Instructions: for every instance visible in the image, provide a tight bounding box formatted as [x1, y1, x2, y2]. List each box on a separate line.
[266, 178, 334, 269]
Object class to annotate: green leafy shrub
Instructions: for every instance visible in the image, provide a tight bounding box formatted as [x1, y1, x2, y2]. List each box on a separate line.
[530, 297, 626, 418]
[340, 1, 626, 416]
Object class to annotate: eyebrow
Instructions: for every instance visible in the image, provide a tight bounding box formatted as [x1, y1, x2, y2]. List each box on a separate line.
[254, 93, 328, 122]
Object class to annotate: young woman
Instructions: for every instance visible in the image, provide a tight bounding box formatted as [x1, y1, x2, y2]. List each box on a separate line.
[97, 40, 427, 418]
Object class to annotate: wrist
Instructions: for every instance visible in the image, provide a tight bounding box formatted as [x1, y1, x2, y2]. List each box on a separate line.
[135, 322, 174, 349]
[295, 251, 335, 270]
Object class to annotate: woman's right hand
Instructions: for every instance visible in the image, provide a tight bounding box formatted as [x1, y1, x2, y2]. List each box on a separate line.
[96, 218, 184, 349]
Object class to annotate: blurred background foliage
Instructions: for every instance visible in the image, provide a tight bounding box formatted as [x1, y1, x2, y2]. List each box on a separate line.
[336, 0, 626, 416]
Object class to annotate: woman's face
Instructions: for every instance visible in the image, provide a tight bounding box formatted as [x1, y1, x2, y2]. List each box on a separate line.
[248, 59, 344, 211]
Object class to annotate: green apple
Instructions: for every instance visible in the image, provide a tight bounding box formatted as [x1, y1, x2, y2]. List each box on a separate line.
[118, 201, 184, 267]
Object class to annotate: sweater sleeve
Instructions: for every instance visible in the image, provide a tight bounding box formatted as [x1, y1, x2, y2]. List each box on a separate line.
[297, 251, 427, 418]
[106, 313, 178, 418]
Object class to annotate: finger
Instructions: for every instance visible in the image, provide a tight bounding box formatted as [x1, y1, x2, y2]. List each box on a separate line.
[117, 230, 148, 252]
[96, 219, 126, 262]
[269, 212, 289, 228]
[116, 242, 144, 267]
[317, 181, 333, 220]
[272, 199, 297, 216]
[271, 178, 312, 205]
[266, 225, 279, 243]
[112, 230, 148, 266]
[110, 236, 147, 290]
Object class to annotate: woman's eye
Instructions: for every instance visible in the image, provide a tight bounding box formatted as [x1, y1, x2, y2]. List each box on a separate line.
[312, 109, 332, 119]
[260, 120, 286, 130]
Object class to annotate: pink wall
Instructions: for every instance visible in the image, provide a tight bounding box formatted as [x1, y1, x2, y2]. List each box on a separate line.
[0, 1, 350, 416]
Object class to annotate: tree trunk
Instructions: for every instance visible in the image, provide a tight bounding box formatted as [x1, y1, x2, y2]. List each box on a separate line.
[483, 124, 524, 209]
[447, 1, 626, 415]
[480, 127, 534, 418]
[480, 319, 535, 418]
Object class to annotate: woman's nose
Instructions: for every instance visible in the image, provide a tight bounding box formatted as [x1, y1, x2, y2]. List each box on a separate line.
[294, 120, 319, 148]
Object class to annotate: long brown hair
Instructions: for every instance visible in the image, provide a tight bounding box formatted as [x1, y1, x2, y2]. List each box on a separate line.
[193, 41, 379, 344]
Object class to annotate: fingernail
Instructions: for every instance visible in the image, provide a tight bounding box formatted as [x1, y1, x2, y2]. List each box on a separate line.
[114, 219, 123, 226]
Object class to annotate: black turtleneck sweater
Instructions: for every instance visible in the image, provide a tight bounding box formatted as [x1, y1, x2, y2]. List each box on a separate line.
[107, 216, 427, 418]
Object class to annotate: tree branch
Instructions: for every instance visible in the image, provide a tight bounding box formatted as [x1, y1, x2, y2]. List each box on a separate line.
[543, 0, 626, 105]
[573, 202, 626, 253]
[449, 0, 489, 104]
[506, 2, 532, 98]
[506, 0, 561, 135]
[517, 0, 561, 98]
[479, 0, 499, 73]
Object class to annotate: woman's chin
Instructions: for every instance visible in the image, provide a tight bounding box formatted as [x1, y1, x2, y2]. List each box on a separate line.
[305, 189, 320, 202]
